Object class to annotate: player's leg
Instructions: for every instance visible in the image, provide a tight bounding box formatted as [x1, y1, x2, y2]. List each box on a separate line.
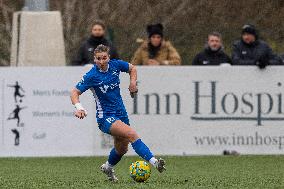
[7, 114, 16, 120]
[103, 136, 128, 168]
[17, 117, 20, 127]
[15, 137, 19, 145]
[101, 137, 129, 182]
[110, 120, 166, 172]
[105, 116, 130, 167]
[113, 136, 129, 162]
[99, 117, 129, 182]
[7, 112, 13, 120]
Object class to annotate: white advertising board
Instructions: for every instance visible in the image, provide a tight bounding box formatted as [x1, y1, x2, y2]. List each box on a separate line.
[0, 66, 284, 156]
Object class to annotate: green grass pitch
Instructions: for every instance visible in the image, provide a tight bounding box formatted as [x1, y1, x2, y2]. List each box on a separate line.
[0, 156, 283, 188]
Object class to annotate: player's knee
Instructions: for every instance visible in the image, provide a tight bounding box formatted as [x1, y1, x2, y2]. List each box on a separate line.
[126, 130, 139, 142]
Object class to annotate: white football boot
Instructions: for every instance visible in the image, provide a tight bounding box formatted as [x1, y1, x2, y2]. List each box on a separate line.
[100, 164, 118, 182]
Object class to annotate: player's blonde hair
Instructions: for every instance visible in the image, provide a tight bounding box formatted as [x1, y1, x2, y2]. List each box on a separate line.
[94, 44, 110, 55]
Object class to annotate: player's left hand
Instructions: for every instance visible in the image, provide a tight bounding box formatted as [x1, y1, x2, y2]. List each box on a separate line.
[129, 82, 138, 98]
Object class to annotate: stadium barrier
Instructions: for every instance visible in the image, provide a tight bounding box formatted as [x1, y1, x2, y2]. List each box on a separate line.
[1, 66, 284, 157]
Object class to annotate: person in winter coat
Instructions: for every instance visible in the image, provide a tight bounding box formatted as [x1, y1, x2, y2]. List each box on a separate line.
[231, 24, 281, 69]
[71, 20, 119, 66]
[131, 23, 181, 66]
[192, 32, 231, 66]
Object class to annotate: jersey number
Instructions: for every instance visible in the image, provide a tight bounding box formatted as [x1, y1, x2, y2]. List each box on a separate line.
[106, 117, 116, 124]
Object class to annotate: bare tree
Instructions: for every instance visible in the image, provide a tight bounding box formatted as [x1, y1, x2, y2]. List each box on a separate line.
[1, 0, 284, 66]
[0, 0, 23, 66]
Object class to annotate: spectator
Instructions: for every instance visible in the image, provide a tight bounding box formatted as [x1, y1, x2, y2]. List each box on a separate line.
[192, 32, 231, 65]
[131, 23, 181, 65]
[71, 20, 119, 66]
[232, 24, 281, 69]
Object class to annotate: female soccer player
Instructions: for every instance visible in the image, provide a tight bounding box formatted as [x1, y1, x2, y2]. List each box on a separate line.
[70, 44, 165, 182]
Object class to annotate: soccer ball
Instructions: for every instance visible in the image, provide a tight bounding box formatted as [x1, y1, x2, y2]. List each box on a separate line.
[129, 160, 151, 182]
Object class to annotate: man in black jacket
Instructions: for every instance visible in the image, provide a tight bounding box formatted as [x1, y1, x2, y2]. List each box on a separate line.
[71, 20, 119, 66]
[192, 32, 231, 66]
[232, 24, 281, 68]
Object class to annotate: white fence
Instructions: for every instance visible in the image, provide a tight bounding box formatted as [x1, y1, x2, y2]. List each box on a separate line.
[1, 66, 284, 156]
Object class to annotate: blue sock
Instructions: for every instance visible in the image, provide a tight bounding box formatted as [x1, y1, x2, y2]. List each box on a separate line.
[131, 139, 154, 161]
[108, 148, 123, 166]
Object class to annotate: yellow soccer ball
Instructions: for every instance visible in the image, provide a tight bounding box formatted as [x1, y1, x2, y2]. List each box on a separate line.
[129, 160, 151, 182]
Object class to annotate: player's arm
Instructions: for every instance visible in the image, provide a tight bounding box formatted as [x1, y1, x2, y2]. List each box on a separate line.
[128, 64, 138, 98]
[70, 88, 87, 119]
[71, 71, 92, 119]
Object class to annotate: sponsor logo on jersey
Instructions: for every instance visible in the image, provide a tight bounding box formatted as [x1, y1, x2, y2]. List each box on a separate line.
[99, 83, 119, 93]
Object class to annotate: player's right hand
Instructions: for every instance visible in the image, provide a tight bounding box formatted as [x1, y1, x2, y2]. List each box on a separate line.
[74, 110, 87, 119]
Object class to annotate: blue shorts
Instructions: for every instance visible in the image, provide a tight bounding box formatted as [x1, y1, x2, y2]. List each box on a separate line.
[97, 115, 130, 134]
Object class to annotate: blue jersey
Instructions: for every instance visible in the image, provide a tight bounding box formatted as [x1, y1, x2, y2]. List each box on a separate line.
[76, 59, 129, 119]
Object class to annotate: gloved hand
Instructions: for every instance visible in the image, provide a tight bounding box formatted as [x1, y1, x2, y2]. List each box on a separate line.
[256, 54, 268, 69]
[256, 61, 267, 69]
